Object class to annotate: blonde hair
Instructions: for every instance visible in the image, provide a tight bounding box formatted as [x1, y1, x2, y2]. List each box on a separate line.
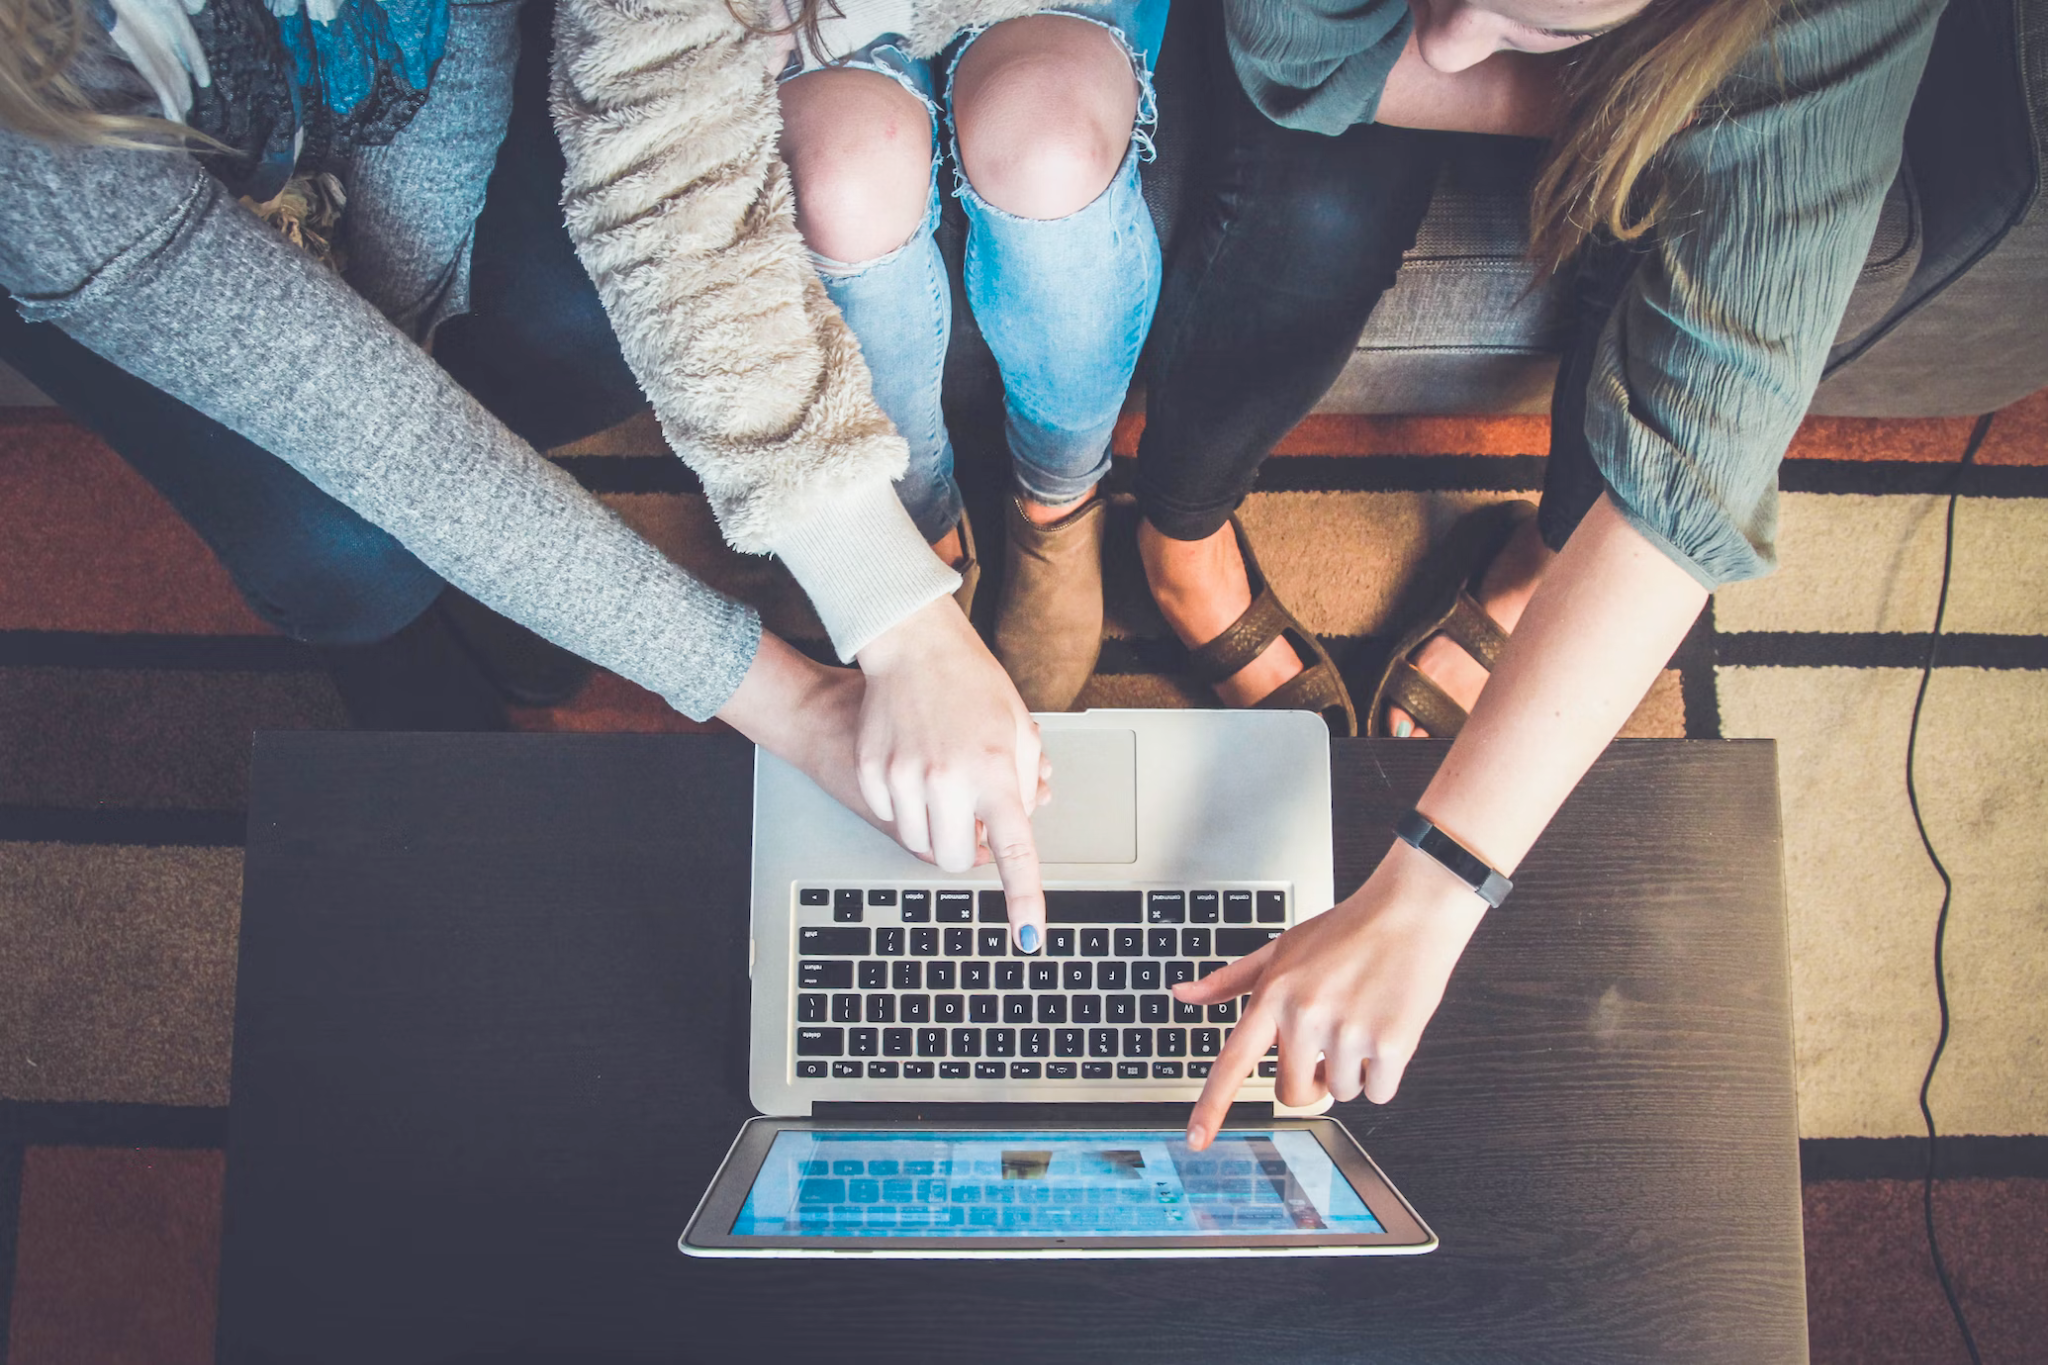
[1531, 0, 1783, 272]
[0, 0, 205, 145]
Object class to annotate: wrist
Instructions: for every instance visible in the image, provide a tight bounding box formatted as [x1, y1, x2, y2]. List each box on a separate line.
[854, 595, 964, 675]
[1374, 838, 1495, 929]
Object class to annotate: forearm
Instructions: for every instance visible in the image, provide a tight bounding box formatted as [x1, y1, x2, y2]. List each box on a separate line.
[1373, 35, 1566, 137]
[1412, 495, 1707, 877]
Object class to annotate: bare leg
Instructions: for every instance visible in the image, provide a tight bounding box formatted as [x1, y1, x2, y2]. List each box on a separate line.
[1138, 517, 1305, 707]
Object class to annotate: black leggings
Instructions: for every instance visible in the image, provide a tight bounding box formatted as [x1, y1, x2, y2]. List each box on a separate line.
[1136, 8, 1632, 551]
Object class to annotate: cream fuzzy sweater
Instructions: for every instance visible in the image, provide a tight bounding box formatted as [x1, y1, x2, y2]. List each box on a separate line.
[552, 0, 1050, 659]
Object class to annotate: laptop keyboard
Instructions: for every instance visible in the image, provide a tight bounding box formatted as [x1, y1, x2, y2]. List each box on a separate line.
[790, 887, 1286, 1084]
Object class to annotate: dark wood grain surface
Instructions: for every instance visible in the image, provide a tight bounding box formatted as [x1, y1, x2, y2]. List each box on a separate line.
[218, 733, 1804, 1365]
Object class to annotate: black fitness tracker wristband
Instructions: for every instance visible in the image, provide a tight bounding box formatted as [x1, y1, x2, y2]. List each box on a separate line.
[1393, 809, 1514, 908]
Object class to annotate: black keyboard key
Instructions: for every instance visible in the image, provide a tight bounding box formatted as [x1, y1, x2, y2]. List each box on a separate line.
[1088, 1028, 1119, 1058]
[910, 927, 939, 956]
[1166, 960, 1196, 986]
[1217, 928, 1282, 957]
[858, 961, 888, 990]
[1181, 928, 1212, 957]
[865, 994, 895, 1024]
[1199, 960, 1228, 978]
[833, 889, 864, 922]
[884, 1028, 913, 1056]
[1140, 994, 1169, 1023]
[1158, 1028, 1187, 1057]
[940, 1062, 971, 1079]
[1048, 928, 1076, 957]
[1117, 1062, 1148, 1080]
[1122, 1028, 1152, 1057]
[1107, 994, 1135, 1024]
[1062, 962, 1092, 991]
[993, 960, 1024, 990]
[1004, 994, 1034, 1023]
[1082, 1062, 1113, 1079]
[1188, 1061, 1212, 1078]
[917, 1028, 947, 1057]
[928, 961, 957, 990]
[1099, 962, 1127, 991]
[969, 994, 997, 1023]
[900, 891, 931, 923]
[892, 960, 922, 991]
[1072, 994, 1102, 1023]
[905, 1061, 935, 1078]
[952, 1028, 981, 1057]
[1257, 890, 1287, 923]
[868, 1060, 899, 1078]
[901, 994, 931, 1023]
[1174, 999, 1204, 1024]
[1146, 891, 1186, 923]
[832, 993, 861, 1023]
[797, 1059, 827, 1078]
[1113, 928, 1143, 956]
[1153, 1062, 1183, 1079]
[1011, 1062, 1042, 1079]
[1192, 1028, 1221, 1057]
[1054, 1028, 1084, 1057]
[935, 994, 964, 1023]
[867, 888, 898, 907]
[1030, 961, 1060, 991]
[1258, 1060, 1279, 1077]
[850, 1028, 878, 1056]
[1081, 929, 1110, 957]
[943, 928, 973, 958]
[986, 1027, 1016, 1057]
[1190, 890, 1221, 923]
[961, 961, 990, 990]
[1208, 999, 1239, 1023]
[1047, 1061, 1078, 1079]
[1044, 890, 1142, 923]
[978, 890, 1009, 923]
[1037, 995, 1067, 1024]
[1147, 928, 1178, 958]
[797, 1028, 843, 1056]
[875, 927, 904, 956]
[797, 994, 826, 1022]
[799, 887, 830, 907]
[799, 927, 870, 956]
[1224, 890, 1254, 922]
[978, 928, 1008, 957]
[975, 1061, 1006, 1079]
[936, 891, 974, 922]
[1132, 961, 1162, 991]
[1022, 1028, 1049, 1057]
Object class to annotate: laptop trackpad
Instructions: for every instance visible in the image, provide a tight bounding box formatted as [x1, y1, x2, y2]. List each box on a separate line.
[1032, 728, 1136, 864]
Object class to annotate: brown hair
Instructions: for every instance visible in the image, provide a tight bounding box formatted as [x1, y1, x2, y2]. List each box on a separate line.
[1531, 0, 1783, 272]
[0, 0, 204, 145]
[726, 0, 843, 60]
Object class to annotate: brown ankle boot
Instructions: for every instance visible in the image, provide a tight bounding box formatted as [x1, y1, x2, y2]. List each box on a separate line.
[994, 494, 1107, 711]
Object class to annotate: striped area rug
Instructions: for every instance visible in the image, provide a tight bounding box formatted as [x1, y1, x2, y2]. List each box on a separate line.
[2, 396, 2045, 1362]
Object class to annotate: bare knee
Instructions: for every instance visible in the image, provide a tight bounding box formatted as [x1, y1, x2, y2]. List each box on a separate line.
[779, 68, 934, 264]
[952, 14, 1140, 220]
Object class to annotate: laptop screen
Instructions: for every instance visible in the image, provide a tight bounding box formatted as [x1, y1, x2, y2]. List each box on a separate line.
[729, 1129, 1385, 1239]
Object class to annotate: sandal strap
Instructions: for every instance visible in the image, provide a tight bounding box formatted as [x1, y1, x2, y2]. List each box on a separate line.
[1442, 590, 1512, 671]
[1186, 586, 1293, 687]
[1385, 658, 1469, 737]
[1256, 660, 1349, 719]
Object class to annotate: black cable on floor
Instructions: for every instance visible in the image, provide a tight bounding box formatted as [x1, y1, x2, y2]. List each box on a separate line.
[1906, 409, 1994, 1365]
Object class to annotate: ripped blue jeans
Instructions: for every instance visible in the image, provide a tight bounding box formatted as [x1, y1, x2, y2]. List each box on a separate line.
[799, 2, 1168, 543]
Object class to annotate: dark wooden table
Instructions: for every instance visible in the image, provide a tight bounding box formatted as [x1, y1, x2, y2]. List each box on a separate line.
[218, 732, 1805, 1365]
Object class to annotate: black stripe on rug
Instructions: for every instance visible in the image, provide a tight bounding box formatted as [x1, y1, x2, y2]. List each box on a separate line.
[0, 1102, 229, 1150]
[1801, 1135, 2048, 1180]
[0, 805, 244, 847]
[0, 632, 315, 672]
[1718, 632, 2048, 669]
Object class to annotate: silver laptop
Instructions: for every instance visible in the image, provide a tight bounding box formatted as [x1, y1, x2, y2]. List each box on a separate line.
[680, 710, 1437, 1256]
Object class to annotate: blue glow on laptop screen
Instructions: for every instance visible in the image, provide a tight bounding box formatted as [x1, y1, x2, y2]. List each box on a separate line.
[731, 1130, 1384, 1238]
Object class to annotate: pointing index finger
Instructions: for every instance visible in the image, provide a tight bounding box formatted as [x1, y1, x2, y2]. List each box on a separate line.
[980, 787, 1045, 954]
[1184, 1005, 1275, 1151]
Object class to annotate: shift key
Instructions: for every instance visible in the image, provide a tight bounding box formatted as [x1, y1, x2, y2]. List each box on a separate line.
[799, 926, 871, 955]
[1216, 928, 1283, 957]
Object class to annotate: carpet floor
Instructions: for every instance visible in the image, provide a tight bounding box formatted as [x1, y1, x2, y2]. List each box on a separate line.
[2, 395, 2044, 1362]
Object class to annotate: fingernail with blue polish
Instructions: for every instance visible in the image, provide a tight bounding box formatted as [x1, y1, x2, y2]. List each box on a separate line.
[1393, 718, 1414, 738]
[1017, 923, 1041, 954]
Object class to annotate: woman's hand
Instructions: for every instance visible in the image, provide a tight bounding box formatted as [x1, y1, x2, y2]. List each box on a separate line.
[853, 598, 1050, 951]
[1173, 840, 1489, 1149]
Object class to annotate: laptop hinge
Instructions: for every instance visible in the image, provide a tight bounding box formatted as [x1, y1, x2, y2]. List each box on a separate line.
[809, 1101, 1275, 1126]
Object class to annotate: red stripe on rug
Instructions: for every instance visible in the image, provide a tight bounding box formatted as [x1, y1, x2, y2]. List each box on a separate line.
[7, 1147, 222, 1365]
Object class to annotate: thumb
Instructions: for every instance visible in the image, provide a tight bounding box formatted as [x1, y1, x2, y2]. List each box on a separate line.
[1173, 942, 1272, 1003]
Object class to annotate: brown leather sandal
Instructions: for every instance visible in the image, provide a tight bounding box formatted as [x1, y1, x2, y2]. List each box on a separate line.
[1367, 499, 1537, 738]
[1183, 515, 1358, 738]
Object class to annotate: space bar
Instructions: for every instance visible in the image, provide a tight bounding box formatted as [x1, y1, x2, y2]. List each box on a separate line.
[1044, 891, 1143, 923]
